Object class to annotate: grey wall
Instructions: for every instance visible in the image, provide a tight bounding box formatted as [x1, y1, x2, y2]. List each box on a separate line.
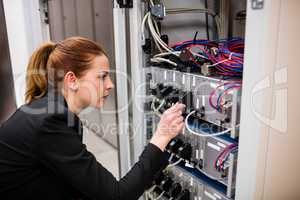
[161, 0, 217, 43]
[0, 0, 16, 124]
[47, 0, 118, 147]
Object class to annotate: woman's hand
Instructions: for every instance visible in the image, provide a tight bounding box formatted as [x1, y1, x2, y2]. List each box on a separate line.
[150, 103, 186, 151]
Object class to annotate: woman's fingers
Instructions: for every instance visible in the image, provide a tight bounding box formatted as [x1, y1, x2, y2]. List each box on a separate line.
[172, 116, 184, 124]
[165, 102, 186, 113]
[150, 103, 186, 151]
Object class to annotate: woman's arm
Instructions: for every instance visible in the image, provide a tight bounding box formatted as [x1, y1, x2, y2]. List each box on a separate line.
[35, 104, 185, 200]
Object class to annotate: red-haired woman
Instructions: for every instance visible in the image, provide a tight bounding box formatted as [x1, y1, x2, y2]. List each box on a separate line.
[0, 37, 185, 200]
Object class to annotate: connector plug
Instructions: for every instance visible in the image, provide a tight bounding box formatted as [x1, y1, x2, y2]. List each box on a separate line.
[166, 138, 183, 154]
[169, 182, 182, 198]
[178, 143, 192, 161]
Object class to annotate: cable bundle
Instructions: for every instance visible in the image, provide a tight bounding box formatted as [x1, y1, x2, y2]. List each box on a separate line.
[214, 143, 238, 172]
[171, 38, 244, 77]
[209, 81, 242, 113]
[208, 38, 244, 77]
[142, 2, 245, 78]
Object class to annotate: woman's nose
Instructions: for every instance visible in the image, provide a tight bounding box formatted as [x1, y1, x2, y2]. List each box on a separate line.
[106, 77, 114, 90]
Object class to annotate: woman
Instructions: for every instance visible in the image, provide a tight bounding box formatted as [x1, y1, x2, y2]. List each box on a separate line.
[0, 37, 185, 200]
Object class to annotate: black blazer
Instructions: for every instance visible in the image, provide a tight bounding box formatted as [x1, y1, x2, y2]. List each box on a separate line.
[0, 92, 168, 200]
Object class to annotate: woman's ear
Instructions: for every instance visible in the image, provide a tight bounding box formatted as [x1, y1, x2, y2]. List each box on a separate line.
[64, 71, 79, 91]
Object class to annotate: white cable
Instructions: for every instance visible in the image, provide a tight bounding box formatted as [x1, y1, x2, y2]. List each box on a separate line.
[151, 51, 181, 66]
[142, 13, 163, 52]
[147, 13, 179, 56]
[150, 57, 178, 66]
[185, 110, 233, 137]
[165, 8, 221, 37]
[141, 12, 150, 42]
[167, 158, 183, 168]
[147, 13, 166, 52]
[147, 14, 172, 53]
[208, 52, 233, 67]
[154, 191, 165, 200]
[153, 99, 165, 112]
[150, 14, 164, 52]
[168, 153, 174, 162]
[149, 185, 157, 193]
[166, 8, 214, 14]
[151, 98, 165, 117]
[149, 0, 154, 7]
[142, 12, 180, 56]
[153, 19, 161, 36]
[189, 49, 208, 60]
[146, 184, 157, 200]
[153, 51, 181, 58]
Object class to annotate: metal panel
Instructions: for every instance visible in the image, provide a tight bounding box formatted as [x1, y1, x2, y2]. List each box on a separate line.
[149, 67, 241, 137]
[93, 0, 115, 59]
[75, 0, 95, 39]
[0, 0, 16, 124]
[236, 0, 300, 199]
[128, 0, 148, 163]
[48, 0, 64, 41]
[203, 137, 237, 187]
[61, 0, 77, 37]
[161, 0, 217, 42]
[203, 185, 230, 200]
[113, 1, 131, 177]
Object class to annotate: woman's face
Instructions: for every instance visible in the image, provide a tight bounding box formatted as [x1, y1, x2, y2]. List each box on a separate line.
[76, 55, 114, 109]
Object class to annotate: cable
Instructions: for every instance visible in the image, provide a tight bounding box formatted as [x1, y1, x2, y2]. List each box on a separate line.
[141, 12, 163, 52]
[204, 0, 210, 40]
[142, 12, 150, 42]
[167, 158, 183, 168]
[151, 98, 165, 117]
[153, 51, 181, 58]
[154, 191, 165, 200]
[149, 184, 157, 192]
[188, 48, 209, 60]
[214, 144, 238, 171]
[209, 81, 242, 112]
[185, 110, 235, 137]
[149, 0, 154, 6]
[168, 153, 174, 162]
[150, 57, 178, 66]
[164, 8, 221, 37]
[151, 51, 181, 67]
[147, 12, 174, 53]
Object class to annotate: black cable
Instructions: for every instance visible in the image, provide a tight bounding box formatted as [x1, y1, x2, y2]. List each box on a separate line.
[204, 0, 210, 40]
[193, 31, 199, 43]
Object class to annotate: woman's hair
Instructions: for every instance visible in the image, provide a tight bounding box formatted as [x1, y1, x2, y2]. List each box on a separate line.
[25, 37, 107, 103]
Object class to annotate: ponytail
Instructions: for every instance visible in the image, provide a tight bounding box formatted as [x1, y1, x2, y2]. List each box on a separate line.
[25, 37, 106, 104]
[25, 42, 55, 103]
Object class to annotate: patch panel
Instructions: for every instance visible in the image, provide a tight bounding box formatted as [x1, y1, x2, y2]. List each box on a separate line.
[144, 69, 240, 196]
[164, 133, 237, 198]
[145, 65, 239, 198]
[140, 1, 246, 199]
[146, 165, 232, 200]
[145, 106, 238, 196]
[148, 77, 193, 116]
[148, 66, 241, 138]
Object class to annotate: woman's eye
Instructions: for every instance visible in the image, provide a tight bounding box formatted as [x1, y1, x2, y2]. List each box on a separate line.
[99, 74, 108, 80]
